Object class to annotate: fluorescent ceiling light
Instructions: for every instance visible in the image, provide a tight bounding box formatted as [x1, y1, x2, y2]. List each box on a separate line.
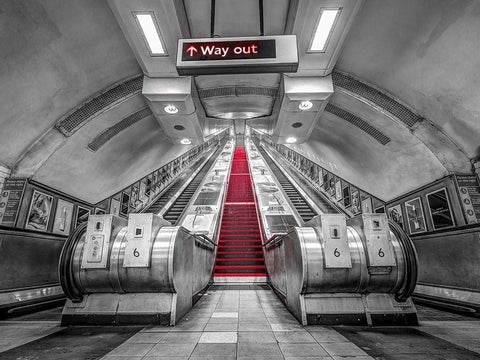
[134, 13, 166, 55]
[286, 137, 297, 144]
[309, 8, 341, 52]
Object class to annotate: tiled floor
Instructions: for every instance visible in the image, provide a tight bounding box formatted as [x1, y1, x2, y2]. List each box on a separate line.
[0, 321, 62, 352]
[101, 286, 373, 360]
[2, 287, 480, 359]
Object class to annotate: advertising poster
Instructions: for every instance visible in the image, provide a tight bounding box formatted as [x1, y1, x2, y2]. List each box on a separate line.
[405, 197, 426, 234]
[130, 184, 139, 207]
[388, 204, 404, 229]
[455, 174, 480, 224]
[120, 192, 130, 216]
[110, 198, 120, 216]
[52, 199, 74, 235]
[26, 190, 53, 232]
[0, 178, 27, 227]
[329, 178, 336, 197]
[351, 190, 361, 215]
[335, 180, 342, 201]
[361, 197, 373, 213]
[322, 173, 329, 191]
[75, 206, 90, 227]
[343, 186, 351, 207]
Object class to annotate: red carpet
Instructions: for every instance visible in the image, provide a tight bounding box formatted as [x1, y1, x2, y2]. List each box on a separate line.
[214, 147, 266, 279]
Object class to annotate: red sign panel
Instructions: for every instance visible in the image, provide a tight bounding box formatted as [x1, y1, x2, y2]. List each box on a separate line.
[181, 39, 276, 61]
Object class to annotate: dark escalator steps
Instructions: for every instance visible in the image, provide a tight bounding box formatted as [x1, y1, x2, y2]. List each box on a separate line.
[255, 145, 317, 222]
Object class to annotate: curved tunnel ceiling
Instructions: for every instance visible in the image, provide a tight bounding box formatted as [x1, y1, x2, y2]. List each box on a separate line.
[0, 0, 478, 203]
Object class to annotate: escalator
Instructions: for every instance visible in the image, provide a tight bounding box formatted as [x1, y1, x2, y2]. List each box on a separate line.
[214, 146, 266, 280]
[144, 141, 225, 224]
[255, 141, 340, 222]
[255, 145, 317, 222]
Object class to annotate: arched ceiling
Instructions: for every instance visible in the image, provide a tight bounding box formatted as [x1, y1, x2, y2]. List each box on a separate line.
[0, 0, 478, 203]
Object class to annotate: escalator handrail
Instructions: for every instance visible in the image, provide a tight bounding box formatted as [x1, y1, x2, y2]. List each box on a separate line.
[263, 233, 288, 250]
[194, 233, 217, 250]
[388, 219, 418, 302]
[58, 222, 87, 303]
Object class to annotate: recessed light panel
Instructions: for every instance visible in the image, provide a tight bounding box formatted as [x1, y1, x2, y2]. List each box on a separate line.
[286, 137, 297, 144]
[309, 8, 341, 52]
[134, 12, 167, 56]
[299, 100, 313, 111]
[164, 105, 178, 114]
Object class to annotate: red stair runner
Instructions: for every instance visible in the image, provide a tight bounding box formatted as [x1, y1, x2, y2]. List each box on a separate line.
[214, 146, 267, 279]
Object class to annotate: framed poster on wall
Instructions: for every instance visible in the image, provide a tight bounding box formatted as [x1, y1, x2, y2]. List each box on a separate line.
[351, 190, 361, 215]
[323, 173, 329, 191]
[426, 188, 454, 230]
[120, 192, 130, 216]
[335, 180, 342, 201]
[52, 199, 74, 235]
[25, 190, 53, 232]
[343, 186, 351, 207]
[405, 197, 427, 234]
[110, 198, 120, 216]
[329, 177, 336, 197]
[361, 197, 373, 213]
[387, 204, 404, 229]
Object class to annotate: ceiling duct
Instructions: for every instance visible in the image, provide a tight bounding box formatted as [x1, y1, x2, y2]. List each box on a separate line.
[271, 75, 333, 144]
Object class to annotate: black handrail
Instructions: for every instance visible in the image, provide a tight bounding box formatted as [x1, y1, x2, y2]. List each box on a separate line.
[58, 223, 87, 303]
[388, 219, 418, 302]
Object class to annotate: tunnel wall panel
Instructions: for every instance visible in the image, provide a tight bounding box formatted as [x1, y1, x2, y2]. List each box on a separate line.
[413, 226, 480, 292]
[0, 228, 64, 291]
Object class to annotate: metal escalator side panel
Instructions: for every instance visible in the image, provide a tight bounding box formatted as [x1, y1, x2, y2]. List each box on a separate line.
[58, 222, 87, 302]
[283, 227, 311, 324]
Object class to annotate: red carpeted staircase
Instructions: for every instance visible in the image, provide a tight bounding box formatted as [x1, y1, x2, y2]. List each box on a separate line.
[214, 146, 267, 281]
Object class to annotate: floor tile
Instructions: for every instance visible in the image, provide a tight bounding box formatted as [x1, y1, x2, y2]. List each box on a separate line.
[274, 331, 316, 343]
[208, 317, 239, 324]
[238, 331, 277, 343]
[159, 332, 202, 343]
[191, 343, 237, 357]
[198, 332, 238, 343]
[146, 343, 196, 357]
[237, 342, 284, 357]
[284, 357, 331, 360]
[212, 312, 238, 318]
[140, 326, 171, 333]
[279, 343, 329, 357]
[125, 332, 167, 343]
[238, 322, 272, 331]
[204, 322, 238, 331]
[331, 357, 374, 360]
[309, 329, 348, 343]
[270, 323, 304, 331]
[322, 342, 369, 356]
[107, 342, 155, 356]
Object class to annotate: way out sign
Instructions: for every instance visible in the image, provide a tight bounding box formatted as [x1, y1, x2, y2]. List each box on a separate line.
[176, 35, 298, 75]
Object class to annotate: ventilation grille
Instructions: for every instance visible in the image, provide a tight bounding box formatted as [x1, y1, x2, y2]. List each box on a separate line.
[88, 107, 151, 152]
[325, 103, 391, 145]
[56, 76, 143, 137]
[198, 86, 277, 99]
[332, 71, 421, 127]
